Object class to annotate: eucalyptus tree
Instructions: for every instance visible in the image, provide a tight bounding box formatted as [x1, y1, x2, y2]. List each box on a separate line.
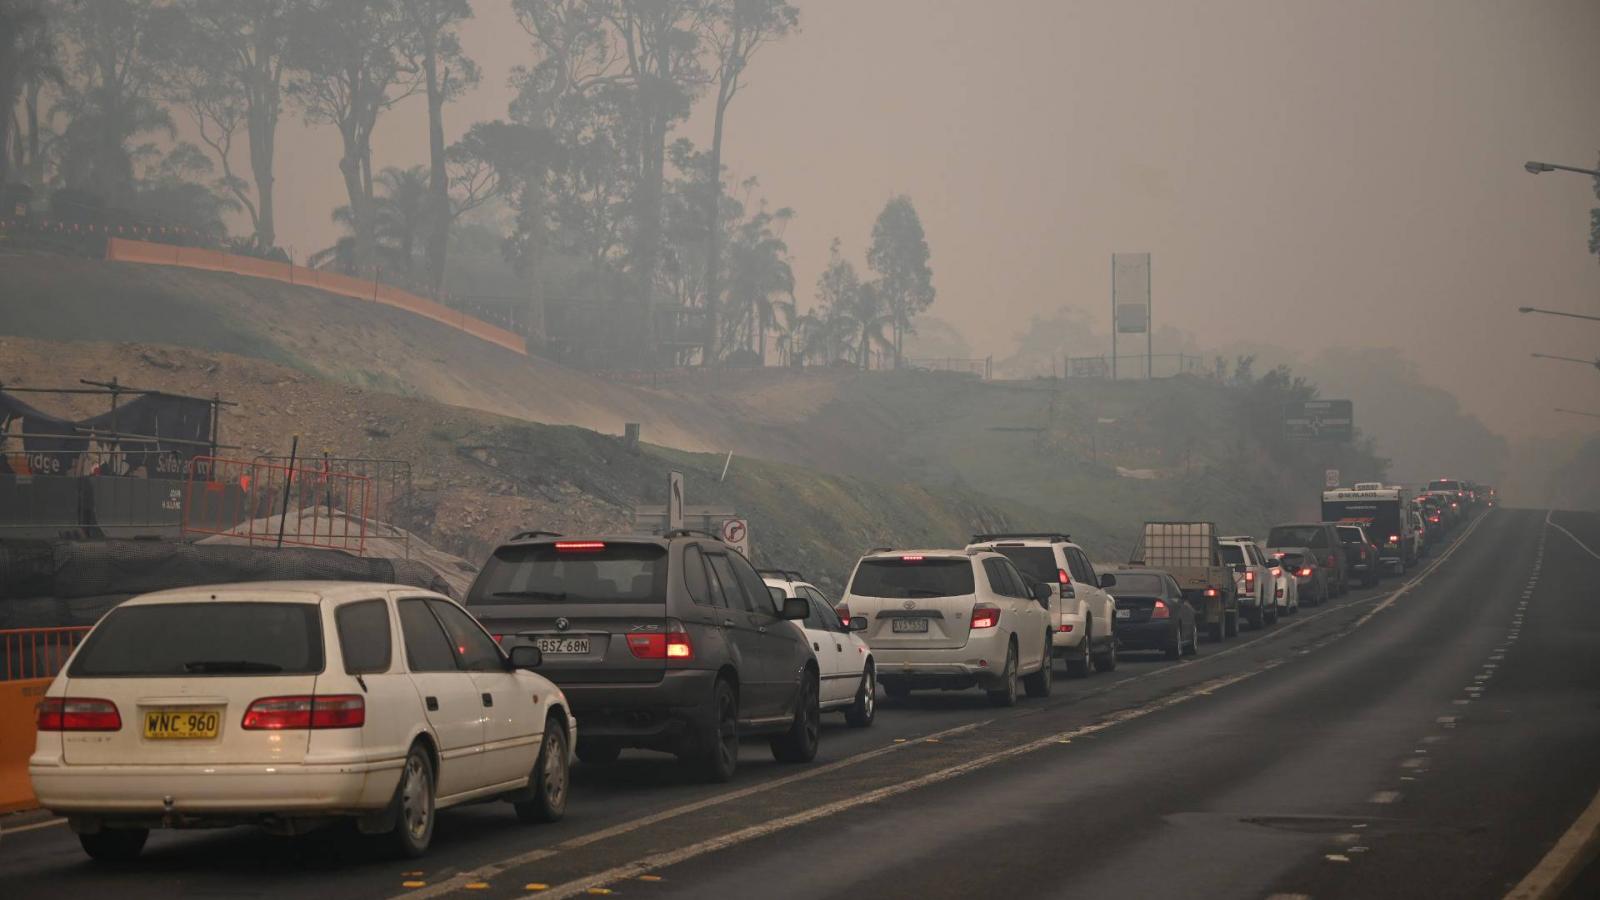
[400, 0, 477, 295]
[866, 194, 935, 368]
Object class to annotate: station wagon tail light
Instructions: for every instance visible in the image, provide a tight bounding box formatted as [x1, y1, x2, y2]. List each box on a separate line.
[970, 603, 1001, 629]
[554, 541, 606, 552]
[36, 698, 121, 732]
[627, 621, 694, 661]
[242, 695, 365, 730]
[1151, 600, 1170, 619]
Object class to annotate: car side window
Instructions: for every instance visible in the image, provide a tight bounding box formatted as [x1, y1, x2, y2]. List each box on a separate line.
[1165, 576, 1182, 601]
[427, 598, 505, 673]
[982, 558, 1010, 596]
[1066, 549, 1093, 585]
[1074, 550, 1100, 587]
[1007, 561, 1035, 598]
[398, 598, 458, 673]
[336, 599, 392, 675]
[700, 553, 732, 609]
[707, 553, 754, 612]
[728, 551, 782, 617]
[683, 545, 713, 606]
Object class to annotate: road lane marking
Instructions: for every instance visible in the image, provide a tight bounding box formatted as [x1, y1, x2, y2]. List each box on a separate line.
[1369, 791, 1401, 804]
[1545, 511, 1600, 561]
[1504, 781, 1600, 900]
[520, 667, 1277, 900]
[395, 718, 988, 899]
[0, 818, 66, 835]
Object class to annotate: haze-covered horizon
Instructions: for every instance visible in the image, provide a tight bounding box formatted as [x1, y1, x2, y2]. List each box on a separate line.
[252, 0, 1600, 451]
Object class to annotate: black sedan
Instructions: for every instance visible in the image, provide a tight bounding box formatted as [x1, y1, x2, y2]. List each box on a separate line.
[1109, 568, 1199, 660]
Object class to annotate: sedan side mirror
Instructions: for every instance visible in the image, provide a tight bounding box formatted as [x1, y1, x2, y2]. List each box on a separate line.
[849, 616, 869, 632]
[781, 596, 810, 620]
[1098, 573, 1117, 589]
[509, 645, 543, 671]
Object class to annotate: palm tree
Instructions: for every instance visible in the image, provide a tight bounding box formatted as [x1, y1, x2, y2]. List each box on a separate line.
[331, 165, 431, 281]
[838, 280, 893, 370]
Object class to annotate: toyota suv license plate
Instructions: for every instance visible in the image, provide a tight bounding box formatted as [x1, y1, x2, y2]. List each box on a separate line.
[891, 617, 929, 633]
[145, 708, 222, 740]
[536, 637, 591, 654]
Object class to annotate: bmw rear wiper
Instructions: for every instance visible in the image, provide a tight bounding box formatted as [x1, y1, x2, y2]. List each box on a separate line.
[182, 660, 284, 673]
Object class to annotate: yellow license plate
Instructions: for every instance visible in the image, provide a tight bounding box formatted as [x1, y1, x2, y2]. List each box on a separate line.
[144, 708, 223, 740]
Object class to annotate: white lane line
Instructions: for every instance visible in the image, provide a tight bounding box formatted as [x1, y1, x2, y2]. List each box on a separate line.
[1369, 790, 1402, 804]
[523, 667, 1278, 900]
[1354, 511, 1490, 629]
[0, 817, 66, 835]
[1504, 780, 1600, 900]
[395, 719, 988, 900]
[1545, 511, 1600, 561]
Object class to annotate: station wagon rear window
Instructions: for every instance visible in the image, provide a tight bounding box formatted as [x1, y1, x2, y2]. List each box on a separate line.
[1267, 526, 1329, 548]
[1107, 573, 1166, 596]
[469, 542, 668, 605]
[69, 602, 324, 677]
[849, 558, 975, 599]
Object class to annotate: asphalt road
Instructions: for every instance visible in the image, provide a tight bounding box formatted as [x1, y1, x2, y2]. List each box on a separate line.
[3, 506, 1596, 900]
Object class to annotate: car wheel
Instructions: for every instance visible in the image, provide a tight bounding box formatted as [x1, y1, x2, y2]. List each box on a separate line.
[1246, 604, 1264, 630]
[771, 671, 820, 763]
[1066, 619, 1092, 678]
[575, 739, 622, 766]
[1164, 624, 1182, 660]
[515, 716, 569, 824]
[987, 641, 1019, 707]
[1023, 635, 1053, 698]
[845, 663, 876, 727]
[389, 743, 436, 858]
[79, 828, 148, 862]
[1208, 617, 1225, 642]
[1184, 623, 1200, 656]
[691, 678, 739, 783]
[1093, 633, 1117, 672]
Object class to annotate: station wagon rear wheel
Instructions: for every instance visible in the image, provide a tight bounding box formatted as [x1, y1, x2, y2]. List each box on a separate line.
[515, 717, 568, 824]
[845, 663, 876, 727]
[389, 744, 435, 858]
[79, 828, 148, 862]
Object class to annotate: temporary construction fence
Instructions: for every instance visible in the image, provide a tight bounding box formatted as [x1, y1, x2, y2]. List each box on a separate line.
[182, 455, 373, 555]
[0, 625, 90, 813]
[104, 237, 527, 356]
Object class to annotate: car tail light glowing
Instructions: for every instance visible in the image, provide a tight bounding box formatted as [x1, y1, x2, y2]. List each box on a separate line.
[901, 555, 925, 563]
[242, 695, 365, 730]
[1058, 568, 1071, 585]
[626, 621, 694, 660]
[1057, 623, 1074, 633]
[1151, 600, 1169, 619]
[1298, 567, 1314, 577]
[970, 604, 1001, 629]
[1245, 570, 1256, 585]
[835, 605, 851, 627]
[1203, 588, 1219, 597]
[36, 698, 121, 732]
[554, 541, 606, 552]
[1389, 535, 1400, 543]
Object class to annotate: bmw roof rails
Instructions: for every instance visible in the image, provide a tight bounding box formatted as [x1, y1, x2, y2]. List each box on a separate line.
[970, 532, 1072, 544]
[758, 568, 807, 582]
[867, 546, 895, 554]
[511, 529, 563, 541]
[663, 528, 719, 540]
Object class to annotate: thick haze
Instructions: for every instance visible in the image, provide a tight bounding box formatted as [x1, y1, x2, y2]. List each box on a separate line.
[264, 0, 1600, 448]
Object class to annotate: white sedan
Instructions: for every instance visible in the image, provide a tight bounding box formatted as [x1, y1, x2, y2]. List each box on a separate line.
[29, 581, 573, 860]
[763, 572, 876, 726]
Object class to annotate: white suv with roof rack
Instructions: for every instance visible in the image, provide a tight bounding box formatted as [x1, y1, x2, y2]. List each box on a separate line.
[965, 533, 1119, 677]
[841, 548, 1055, 706]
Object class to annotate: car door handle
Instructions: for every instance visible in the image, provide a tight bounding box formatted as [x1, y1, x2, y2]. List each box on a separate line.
[425, 696, 439, 711]
[834, 644, 842, 651]
[481, 693, 494, 708]
[813, 641, 821, 651]
[721, 619, 736, 628]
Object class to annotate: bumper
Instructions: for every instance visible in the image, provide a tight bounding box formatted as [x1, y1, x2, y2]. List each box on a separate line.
[1113, 620, 1177, 650]
[556, 668, 717, 746]
[874, 639, 1007, 689]
[28, 760, 400, 816]
[1051, 614, 1087, 651]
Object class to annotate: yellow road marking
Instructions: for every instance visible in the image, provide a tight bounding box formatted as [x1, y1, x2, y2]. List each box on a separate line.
[402, 882, 427, 889]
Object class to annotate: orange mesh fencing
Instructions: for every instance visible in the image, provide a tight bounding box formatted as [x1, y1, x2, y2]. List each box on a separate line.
[105, 238, 527, 355]
[181, 455, 373, 554]
[1, 626, 91, 813]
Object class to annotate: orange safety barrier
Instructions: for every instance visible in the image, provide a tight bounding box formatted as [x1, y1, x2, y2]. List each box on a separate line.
[182, 455, 373, 554]
[1, 627, 91, 814]
[105, 237, 527, 356]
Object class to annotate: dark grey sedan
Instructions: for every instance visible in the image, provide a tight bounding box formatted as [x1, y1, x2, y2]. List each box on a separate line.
[1109, 568, 1199, 660]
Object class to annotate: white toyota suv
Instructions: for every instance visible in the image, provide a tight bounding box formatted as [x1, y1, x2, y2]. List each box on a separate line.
[841, 548, 1054, 707]
[30, 582, 573, 860]
[966, 533, 1119, 677]
[1219, 537, 1278, 629]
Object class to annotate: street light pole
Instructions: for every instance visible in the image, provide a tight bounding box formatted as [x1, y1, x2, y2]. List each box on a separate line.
[1517, 306, 1600, 323]
[1530, 351, 1600, 371]
[1524, 160, 1600, 178]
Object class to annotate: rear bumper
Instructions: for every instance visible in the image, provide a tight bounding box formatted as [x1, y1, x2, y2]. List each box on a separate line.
[1113, 620, 1177, 649]
[555, 668, 718, 746]
[874, 639, 1007, 688]
[28, 759, 399, 816]
[1050, 613, 1087, 650]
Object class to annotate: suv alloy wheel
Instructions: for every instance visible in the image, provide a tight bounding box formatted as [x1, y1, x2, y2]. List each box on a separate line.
[771, 672, 821, 763]
[987, 641, 1020, 707]
[1022, 634, 1053, 698]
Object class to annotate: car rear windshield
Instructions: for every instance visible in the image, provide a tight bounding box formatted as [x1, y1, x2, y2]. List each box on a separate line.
[1427, 480, 1460, 491]
[1107, 573, 1165, 596]
[1337, 526, 1365, 542]
[1219, 545, 1245, 565]
[849, 558, 975, 599]
[989, 547, 1057, 584]
[468, 542, 668, 605]
[1268, 525, 1327, 548]
[69, 602, 323, 677]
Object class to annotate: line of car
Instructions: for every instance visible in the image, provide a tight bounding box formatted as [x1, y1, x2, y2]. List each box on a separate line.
[27, 482, 1491, 861]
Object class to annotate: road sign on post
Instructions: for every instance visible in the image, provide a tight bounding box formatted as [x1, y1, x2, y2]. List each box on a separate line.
[1112, 252, 1152, 380]
[668, 471, 684, 530]
[720, 517, 750, 558]
[1325, 468, 1341, 489]
[1285, 400, 1354, 441]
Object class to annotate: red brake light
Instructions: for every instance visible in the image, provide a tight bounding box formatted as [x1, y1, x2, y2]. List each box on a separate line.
[1298, 567, 1314, 577]
[1058, 568, 1071, 585]
[1389, 535, 1400, 543]
[971, 603, 1001, 629]
[901, 555, 925, 562]
[1245, 570, 1256, 584]
[1203, 588, 1219, 597]
[36, 697, 121, 732]
[242, 695, 365, 730]
[1057, 623, 1074, 632]
[627, 621, 693, 660]
[554, 541, 606, 552]
[835, 605, 851, 627]
[1151, 600, 1170, 619]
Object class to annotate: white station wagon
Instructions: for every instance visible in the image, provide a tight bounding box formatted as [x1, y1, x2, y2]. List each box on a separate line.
[29, 582, 574, 860]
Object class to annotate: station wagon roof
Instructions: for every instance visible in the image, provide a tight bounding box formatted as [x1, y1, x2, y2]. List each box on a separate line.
[125, 581, 442, 606]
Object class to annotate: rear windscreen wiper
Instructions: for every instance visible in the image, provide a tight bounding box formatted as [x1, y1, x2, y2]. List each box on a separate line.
[182, 660, 285, 673]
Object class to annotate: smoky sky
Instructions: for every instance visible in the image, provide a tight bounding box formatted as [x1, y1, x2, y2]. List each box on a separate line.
[261, 0, 1600, 443]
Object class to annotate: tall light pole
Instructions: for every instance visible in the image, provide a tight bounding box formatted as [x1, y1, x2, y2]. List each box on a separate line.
[1518, 306, 1600, 323]
[1524, 160, 1600, 178]
[1531, 351, 1600, 371]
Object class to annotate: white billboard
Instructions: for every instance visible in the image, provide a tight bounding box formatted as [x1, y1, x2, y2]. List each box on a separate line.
[1113, 252, 1150, 334]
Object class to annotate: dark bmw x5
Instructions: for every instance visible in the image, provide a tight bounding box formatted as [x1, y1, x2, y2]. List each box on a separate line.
[465, 532, 817, 783]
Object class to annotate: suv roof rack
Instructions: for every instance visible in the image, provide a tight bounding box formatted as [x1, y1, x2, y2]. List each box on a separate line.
[663, 528, 719, 540]
[969, 532, 1071, 544]
[757, 568, 806, 583]
[510, 529, 563, 541]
